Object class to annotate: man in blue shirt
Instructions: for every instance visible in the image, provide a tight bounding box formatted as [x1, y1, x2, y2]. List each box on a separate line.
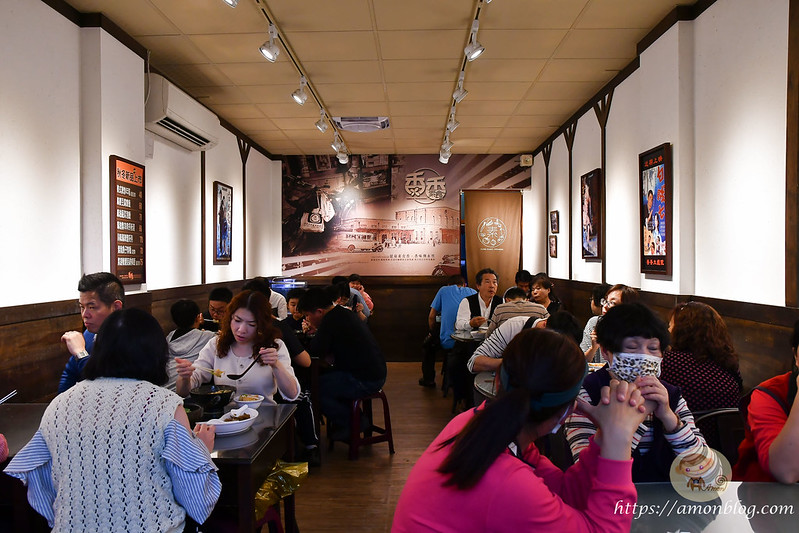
[58, 272, 124, 393]
[421, 275, 476, 388]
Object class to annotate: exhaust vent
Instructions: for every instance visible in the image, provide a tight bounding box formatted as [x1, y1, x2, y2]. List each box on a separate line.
[332, 116, 390, 133]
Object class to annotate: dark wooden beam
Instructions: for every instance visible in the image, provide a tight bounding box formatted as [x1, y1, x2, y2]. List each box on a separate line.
[563, 123, 578, 280]
[593, 90, 613, 283]
[786, 0, 799, 306]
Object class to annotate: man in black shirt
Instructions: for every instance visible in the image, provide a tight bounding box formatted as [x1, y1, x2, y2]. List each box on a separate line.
[298, 288, 387, 439]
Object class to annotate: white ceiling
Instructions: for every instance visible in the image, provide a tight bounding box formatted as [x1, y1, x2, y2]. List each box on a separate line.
[62, 0, 695, 156]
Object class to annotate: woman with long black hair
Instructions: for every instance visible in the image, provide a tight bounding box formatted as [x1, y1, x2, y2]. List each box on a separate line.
[392, 328, 648, 532]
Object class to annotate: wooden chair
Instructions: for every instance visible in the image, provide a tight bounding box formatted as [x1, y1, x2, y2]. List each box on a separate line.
[329, 389, 396, 460]
[693, 408, 745, 465]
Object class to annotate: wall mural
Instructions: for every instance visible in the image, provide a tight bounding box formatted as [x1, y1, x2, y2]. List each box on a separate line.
[281, 154, 529, 277]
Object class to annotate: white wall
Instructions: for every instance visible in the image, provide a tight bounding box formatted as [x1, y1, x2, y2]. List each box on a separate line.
[246, 151, 283, 277]
[0, 0, 82, 306]
[0, 0, 281, 306]
[525, 153, 548, 273]
[548, 136, 569, 278]
[571, 111, 602, 283]
[692, 0, 788, 305]
[532, 0, 788, 306]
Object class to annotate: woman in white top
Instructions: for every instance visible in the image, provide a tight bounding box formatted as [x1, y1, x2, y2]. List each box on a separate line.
[176, 289, 300, 404]
[5, 308, 220, 532]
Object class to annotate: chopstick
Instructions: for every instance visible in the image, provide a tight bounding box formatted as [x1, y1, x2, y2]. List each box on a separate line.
[0, 390, 17, 405]
[196, 366, 223, 377]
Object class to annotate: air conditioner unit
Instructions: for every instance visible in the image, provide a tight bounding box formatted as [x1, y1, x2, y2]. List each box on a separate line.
[145, 73, 219, 151]
[332, 116, 390, 133]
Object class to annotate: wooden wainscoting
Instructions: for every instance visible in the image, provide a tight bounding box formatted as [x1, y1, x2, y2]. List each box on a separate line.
[551, 278, 799, 392]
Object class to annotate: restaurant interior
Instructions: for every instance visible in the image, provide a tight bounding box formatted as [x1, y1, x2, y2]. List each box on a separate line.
[2, 0, 799, 531]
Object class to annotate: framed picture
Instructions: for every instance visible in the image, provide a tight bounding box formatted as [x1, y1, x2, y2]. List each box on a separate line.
[109, 155, 146, 284]
[549, 210, 559, 234]
[549, 235, 557, 258]
[214, 181, 232, 263]
[580, 168, 602, 259]
[639, 143, 672, 275]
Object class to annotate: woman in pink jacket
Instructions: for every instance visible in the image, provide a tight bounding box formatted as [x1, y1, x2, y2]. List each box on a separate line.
[392, 328, 648, 533]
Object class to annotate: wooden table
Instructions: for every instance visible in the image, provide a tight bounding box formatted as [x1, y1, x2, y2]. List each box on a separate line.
[0, 402, 298, 533]
[207, 403, 297, 533]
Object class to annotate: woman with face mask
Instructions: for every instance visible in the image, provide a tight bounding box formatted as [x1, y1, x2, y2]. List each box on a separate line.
[393, 328, 650, 533]
[565, 303, 714, 482]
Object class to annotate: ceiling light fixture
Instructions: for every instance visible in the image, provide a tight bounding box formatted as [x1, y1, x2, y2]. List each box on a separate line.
[315, 109, 328, 133]
[331, 132, 345, 153]
[291, 76, 308, 105]
[258, 24, 280, 62]
[439, 133, 453, 164]
[337, 151, 349, 165]
[464, 20, 485, 61]
[446, 106, 460, 132]
[452, 71, 468, 103]
[222, 0, 239, 7]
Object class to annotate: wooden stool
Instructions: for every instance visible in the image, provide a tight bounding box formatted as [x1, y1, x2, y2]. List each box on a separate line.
[330, 389, 396, 460]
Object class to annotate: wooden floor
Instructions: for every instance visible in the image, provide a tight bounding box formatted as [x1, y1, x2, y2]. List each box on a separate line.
[291, 362, 454, 532]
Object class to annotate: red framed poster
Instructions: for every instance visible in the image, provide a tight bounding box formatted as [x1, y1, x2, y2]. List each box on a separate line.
[639, 143, 672, 275]
[110, 155, 145, 284]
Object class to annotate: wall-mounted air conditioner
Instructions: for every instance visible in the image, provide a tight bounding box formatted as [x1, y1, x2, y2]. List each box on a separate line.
[145, 73, 219, 151]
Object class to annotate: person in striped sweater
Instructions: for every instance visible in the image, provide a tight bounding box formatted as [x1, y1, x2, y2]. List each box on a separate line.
[565, 303, 715, 482]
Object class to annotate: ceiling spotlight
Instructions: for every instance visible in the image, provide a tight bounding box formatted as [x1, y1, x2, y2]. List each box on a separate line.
[452, 71, 468, 103]
[291, 76, 308, 105]
[337, 151, 349, 165]
[331, 133, 344, 152]
[222, 0, 238, 7]
[315, 109, 328, 133]
[259, 24, 280, 62]
[446, 106, 460, 132]
[464, 20, 485, 61]
[442, 134, 454, 152]
[439, 149, 451, 164]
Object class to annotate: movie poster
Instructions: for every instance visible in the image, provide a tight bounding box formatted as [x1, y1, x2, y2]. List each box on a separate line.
[281, 153, 528, 276]
[639, 143, 672, 275]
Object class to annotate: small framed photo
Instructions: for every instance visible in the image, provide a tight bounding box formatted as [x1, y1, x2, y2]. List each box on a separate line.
[549, 235, 557, 258]
[549, 210, 559, 234]
[214, 181, 232, 263]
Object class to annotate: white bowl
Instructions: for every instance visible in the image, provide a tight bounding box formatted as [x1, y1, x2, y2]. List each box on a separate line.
[234, 393, 265, 410]
[204, 407, 259, 436]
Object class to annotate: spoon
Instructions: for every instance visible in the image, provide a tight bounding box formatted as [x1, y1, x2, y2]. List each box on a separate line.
[227, 357, 259, 380]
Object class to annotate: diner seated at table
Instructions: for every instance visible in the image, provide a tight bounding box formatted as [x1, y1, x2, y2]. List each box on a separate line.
[58, 272, 125, 393]
[5, 308, 221, 531]
[165, 298, 216, 392]
[502, 269, 533, 299]
[349, 273, 374, 312]
[580, 284, 638, 363]
[200, 286, 232, 333]
[546, 311, 583, 346]
[530, 273, 563, 315]
[485, 287, 548, 336]
[284, 287, 306, 331]
[243, 276, 288, 320]
[329, 280, 368, 321]
[175, 290, 300, 405]
[298, 288, 386, 441]
[579, 283, 610, 359]
[661, 302, 742, 413]
[421, 275, 476, 388]
[733, 318, 799, 483]
[468, 315, 546, 373]
[392, 328, 648, 533]
[332, 275, 370, 319]
[565, 303, 715, 482]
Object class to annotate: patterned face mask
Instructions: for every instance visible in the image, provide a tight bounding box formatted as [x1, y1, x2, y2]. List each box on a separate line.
[609, 352, 662, 382]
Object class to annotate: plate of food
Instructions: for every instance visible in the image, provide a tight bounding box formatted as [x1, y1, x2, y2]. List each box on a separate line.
[203, 406, 259, 436]
[588, 362, 606, 372]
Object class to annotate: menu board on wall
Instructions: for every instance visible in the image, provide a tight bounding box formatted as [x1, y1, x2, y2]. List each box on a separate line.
[109, 155, 145, 284]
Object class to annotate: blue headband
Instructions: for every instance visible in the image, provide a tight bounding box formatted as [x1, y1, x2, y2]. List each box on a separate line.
[499, 361, 588, 410]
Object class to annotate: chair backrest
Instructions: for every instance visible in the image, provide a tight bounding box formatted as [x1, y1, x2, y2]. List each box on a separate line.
[693, 408, 745, 465]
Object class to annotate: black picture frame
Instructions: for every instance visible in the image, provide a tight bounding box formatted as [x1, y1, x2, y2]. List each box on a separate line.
[639, 143, 672, 275]
[550, 210, 559, 234]
[580, 168, 602, 259]
[214, 181, 232, 263]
